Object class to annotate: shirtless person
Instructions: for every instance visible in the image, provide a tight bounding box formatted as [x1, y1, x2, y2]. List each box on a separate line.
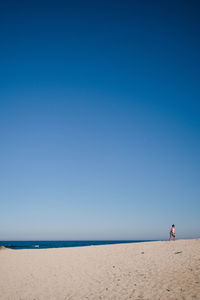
[169, 224, 175, 241]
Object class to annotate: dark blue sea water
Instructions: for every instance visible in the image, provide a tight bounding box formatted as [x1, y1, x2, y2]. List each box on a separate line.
[0, 240, 152, 250]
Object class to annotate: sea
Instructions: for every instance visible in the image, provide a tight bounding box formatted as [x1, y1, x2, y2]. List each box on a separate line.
[0, 240, 152, 250]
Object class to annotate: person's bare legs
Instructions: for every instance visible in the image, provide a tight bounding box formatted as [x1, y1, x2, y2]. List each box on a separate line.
[169, 234, 171, 241]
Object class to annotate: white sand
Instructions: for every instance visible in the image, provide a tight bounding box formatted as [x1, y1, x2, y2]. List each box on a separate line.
[0, 239, 200, 300]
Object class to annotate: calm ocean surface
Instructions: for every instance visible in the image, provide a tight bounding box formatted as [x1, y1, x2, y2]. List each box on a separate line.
[0, 240, 153, 250]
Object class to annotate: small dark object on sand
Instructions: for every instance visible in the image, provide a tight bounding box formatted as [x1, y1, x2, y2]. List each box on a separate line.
[175, 251, 182, 254]
[141, 252, 144, 254]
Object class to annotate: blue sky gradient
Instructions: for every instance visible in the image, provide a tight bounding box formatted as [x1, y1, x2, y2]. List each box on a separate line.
[0, 0, 200, 240]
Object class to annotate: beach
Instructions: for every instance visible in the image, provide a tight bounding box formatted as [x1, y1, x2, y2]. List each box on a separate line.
[0, 239, 200, 300]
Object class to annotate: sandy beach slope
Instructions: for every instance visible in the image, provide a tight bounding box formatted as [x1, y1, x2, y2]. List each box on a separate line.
[0, 239, 200, 300]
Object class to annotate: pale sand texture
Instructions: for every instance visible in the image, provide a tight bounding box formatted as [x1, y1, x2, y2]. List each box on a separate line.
[0, 239, 200, 300]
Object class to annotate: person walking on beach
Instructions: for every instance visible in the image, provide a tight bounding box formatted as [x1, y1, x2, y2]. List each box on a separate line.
[169, 224, 175, 241]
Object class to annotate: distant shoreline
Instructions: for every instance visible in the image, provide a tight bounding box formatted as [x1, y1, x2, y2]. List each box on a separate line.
[1, 238, 199, 250]
[0, 239, 156, 250]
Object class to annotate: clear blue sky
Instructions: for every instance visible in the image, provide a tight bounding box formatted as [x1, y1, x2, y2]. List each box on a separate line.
[0, 0, 199, 240]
